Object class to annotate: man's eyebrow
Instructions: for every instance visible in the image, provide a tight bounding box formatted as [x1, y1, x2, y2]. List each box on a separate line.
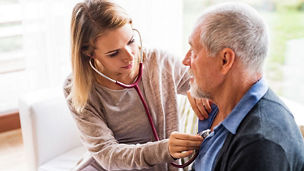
[188, 38, 192, 46]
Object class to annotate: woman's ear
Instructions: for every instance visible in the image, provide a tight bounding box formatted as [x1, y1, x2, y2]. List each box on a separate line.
[219, 48, 235, 74]
[82, 49, 94, 58]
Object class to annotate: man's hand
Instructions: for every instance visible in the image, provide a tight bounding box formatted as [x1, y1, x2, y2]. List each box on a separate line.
[168, 132, 204, 159]
[187, 91, 212, 120]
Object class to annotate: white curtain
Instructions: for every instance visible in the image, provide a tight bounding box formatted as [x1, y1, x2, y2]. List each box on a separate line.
[21, 0, 183, 92]
[21, 0, 80, 91]
[116, 0, 183, 56]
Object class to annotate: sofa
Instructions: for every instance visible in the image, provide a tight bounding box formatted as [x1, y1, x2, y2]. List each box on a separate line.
[19, 88, 86, 171]
[19, 88, 304, 171]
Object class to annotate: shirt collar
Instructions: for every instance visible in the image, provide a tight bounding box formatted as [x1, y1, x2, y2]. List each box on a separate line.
[221, 78, 269, 134]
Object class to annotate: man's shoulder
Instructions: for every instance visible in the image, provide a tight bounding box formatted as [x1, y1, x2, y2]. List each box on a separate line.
[261, 89, 292, 114]
[239, 89, 294, 133]
[229, 89, 304, 168]
[252, 89, 296, 132]
[215, 89, 304, 170]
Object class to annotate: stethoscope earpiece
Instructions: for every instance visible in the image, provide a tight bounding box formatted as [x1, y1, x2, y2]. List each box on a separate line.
[89, 28, 159, 141]
[132, 28, 143, 63]
[89, 28, 200, 169]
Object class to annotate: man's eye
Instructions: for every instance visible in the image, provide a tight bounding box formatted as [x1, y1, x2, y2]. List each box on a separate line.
[108, 51, 119, 57]
[190, 50, 195, 56]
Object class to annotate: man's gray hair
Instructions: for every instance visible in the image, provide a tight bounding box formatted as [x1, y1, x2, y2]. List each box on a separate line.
[197, 2, 269, 73]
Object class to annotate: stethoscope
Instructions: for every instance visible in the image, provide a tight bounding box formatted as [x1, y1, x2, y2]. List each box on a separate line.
[89, 28, 209, 168]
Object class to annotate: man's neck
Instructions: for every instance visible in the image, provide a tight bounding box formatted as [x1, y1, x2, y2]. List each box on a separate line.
[211, 71, 262, 130]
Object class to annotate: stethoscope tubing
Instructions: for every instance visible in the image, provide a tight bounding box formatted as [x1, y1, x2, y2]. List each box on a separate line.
[115, 63, 160, 141]
[89, 28, 197, 168]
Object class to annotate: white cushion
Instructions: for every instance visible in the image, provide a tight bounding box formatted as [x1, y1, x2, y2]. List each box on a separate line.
[38, 146, 86, 171]
[19, 88, 82, 171]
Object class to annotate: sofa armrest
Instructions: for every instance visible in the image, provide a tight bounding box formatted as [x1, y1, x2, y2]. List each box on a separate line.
[281, 97, 304, 138]
[281, 97, 304, 126]
[19, 88, 82, 170]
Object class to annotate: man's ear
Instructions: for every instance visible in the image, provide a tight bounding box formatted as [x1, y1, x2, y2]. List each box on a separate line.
[219, 48, 235, 74]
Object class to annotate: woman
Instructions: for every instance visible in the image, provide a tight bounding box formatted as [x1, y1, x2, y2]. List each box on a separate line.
[64, 0, 211, 170]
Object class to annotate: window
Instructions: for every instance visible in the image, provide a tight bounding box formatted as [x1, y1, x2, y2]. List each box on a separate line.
[0, 0, 24, 74]
[0, 0, 77, 114]
[0, 0, 184, 114]
[0, 0, 26, 114]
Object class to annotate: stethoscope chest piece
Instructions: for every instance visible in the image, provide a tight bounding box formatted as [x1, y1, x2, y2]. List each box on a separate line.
[198, 129, 211, 139]
[171, 129, 211, 168]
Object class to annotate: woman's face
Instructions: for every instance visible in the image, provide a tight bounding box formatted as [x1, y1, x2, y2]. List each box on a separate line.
[93, 24, 139, 80]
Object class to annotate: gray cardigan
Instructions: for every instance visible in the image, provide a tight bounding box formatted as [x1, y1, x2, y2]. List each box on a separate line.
[213, 89, 304, 171]
[64, 48, 190, 171]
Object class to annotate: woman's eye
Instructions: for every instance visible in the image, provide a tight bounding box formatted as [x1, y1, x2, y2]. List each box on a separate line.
[128, 38, 135, 45]
[108, 51, 119, 57]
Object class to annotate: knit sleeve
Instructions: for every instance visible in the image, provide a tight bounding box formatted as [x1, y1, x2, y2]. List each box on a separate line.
[162, 50, 191, 95]
[69, 107, 174, 170]
[172, 54, 191, 95]
[63, 77, 175, 170]
[148, 48, 190, 95]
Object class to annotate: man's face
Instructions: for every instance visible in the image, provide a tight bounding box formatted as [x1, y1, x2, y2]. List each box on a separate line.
[183, 25, 219, 99]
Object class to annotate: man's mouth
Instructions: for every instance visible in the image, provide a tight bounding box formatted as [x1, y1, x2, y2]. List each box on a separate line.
[188, 69, 195, 81]
[190, 77, 194, 84]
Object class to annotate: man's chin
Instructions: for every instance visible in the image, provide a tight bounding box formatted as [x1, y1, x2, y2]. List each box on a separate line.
[189, 83, 210, 99]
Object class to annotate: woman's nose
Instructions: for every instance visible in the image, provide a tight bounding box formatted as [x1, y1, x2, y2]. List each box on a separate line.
[122, 47, 134, 62]
[183, 50, 191, 66]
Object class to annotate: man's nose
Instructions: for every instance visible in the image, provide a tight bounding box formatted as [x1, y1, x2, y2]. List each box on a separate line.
[183, 50, 191, 66]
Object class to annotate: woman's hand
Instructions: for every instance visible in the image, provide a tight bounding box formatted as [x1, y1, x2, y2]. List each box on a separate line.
[187, 91, 212, 120]
[168, 132, 204, 159]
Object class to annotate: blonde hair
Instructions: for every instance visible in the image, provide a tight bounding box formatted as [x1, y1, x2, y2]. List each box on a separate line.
[70, 0, 132, 112]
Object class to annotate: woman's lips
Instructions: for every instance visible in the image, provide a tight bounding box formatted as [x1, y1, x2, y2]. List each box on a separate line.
[121, 64, 133, 69]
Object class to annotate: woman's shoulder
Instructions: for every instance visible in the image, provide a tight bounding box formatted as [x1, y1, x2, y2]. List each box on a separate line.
[144, 47, 173, 60]
[143, 47, 180, 68]
[62, 74, 100, 116]
[63, 74, 73, 99]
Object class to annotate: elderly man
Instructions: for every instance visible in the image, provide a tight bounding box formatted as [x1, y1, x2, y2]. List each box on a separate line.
[183, 2, 304, 171]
